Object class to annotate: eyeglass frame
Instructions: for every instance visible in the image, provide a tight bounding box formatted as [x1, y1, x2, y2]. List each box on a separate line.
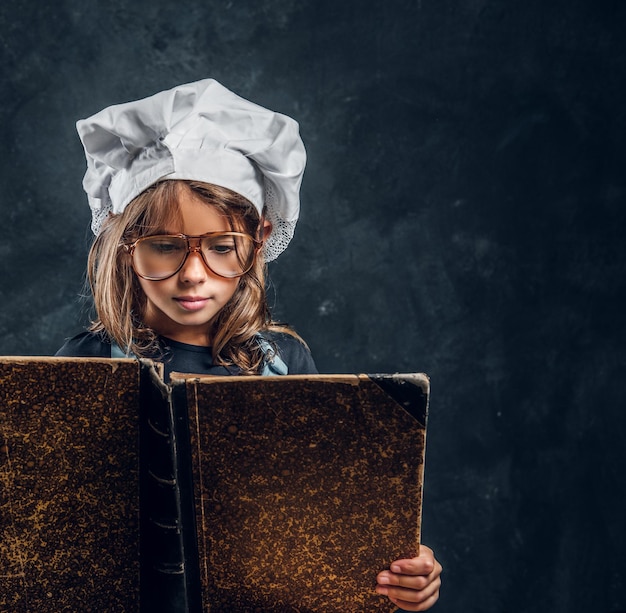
[123, 231, 263, 281]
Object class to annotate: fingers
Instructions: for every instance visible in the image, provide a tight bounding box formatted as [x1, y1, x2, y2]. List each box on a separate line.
[376, 545, 443, 611]
[377, 568, 435, 593]
[376, 567, 442, 600]
[388, 588, 441, 612]
[377, 545, 438, 588]
[391, 545, 436, 575]
[378, 571, 441, 610]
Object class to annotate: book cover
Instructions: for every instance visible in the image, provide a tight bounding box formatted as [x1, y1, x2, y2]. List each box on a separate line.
[177, 373, 429, 612]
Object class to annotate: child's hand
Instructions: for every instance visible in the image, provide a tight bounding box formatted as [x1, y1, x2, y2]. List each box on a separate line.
[375, 545, 442, 611]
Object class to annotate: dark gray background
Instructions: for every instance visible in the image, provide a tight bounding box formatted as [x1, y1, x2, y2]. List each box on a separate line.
[1, 1, 625, 611]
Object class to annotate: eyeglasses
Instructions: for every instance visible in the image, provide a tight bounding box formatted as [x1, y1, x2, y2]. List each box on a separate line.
[124, 232, 261, 280]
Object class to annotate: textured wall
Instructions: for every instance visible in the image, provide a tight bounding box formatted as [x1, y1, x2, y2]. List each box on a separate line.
[1, 1, 625, 611]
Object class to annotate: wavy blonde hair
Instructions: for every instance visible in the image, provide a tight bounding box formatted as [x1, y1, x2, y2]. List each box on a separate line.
[88, 180, 296, 373]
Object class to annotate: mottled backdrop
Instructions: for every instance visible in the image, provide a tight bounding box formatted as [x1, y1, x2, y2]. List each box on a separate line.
[1, 1, 625, 611]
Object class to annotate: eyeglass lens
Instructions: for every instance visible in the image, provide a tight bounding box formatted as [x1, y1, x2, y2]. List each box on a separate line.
[132, 233, 255, 280]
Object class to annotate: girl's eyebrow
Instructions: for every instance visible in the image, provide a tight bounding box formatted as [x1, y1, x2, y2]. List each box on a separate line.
[148, 224, 181, 235]
[140, 229, 173, 237]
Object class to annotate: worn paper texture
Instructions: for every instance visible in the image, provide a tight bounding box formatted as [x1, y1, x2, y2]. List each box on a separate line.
[180, 373, 429, 612]
[0, 358, 140, 612]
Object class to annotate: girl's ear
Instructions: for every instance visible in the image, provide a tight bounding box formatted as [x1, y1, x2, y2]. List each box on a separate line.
[261, 218, 273, 241]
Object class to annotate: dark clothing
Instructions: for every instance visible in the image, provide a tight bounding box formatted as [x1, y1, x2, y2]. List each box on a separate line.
[56, 330, 318, 380]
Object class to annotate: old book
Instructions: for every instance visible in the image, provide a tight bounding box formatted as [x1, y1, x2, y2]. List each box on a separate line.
[0, 357, 141, 612]
[1, 360, 428, 612]
[174, 373, 429, 612]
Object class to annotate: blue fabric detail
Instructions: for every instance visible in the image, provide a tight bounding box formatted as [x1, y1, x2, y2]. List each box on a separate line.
[256, 335, 289, 376]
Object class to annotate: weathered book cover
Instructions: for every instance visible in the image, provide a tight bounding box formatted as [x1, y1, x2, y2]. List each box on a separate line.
[0, 362, 428, 613]
[0, 358, 141, 612]
[176, 373, 429, 612]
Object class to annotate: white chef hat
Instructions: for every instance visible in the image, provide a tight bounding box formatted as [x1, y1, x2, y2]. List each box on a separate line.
[76, 78, 306, 261]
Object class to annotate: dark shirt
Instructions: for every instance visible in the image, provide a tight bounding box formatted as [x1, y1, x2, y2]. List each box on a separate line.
[56, 330, 318, 380]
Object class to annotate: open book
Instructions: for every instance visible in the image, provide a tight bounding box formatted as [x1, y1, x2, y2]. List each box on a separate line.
[0, 358, 428, 612]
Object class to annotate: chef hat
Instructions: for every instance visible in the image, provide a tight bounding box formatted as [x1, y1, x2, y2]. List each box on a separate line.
[76, 78, 306, 261]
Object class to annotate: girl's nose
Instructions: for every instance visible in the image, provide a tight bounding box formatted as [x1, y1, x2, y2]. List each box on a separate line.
[178, 250, 210, 283]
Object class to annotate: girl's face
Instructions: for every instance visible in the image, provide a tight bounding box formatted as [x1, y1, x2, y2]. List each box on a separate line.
[136, 189, 241, 346]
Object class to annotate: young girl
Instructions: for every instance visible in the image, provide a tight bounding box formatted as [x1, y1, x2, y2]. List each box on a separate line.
[56, 79, 442, 611]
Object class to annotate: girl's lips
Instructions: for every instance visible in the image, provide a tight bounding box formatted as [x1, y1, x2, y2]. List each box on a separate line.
[175, 296, 210, 311]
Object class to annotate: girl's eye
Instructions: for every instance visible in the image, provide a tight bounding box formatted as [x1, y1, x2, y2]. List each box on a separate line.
[148, 240, 185, 255]
[209, 242, 235, 255]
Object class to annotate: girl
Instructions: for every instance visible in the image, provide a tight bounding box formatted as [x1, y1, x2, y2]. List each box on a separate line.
[56, 79, 442, 611]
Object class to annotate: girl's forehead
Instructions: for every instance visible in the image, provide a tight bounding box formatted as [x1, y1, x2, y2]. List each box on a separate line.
[176, 196, 232, 234]
[133, 181, 247, 235]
